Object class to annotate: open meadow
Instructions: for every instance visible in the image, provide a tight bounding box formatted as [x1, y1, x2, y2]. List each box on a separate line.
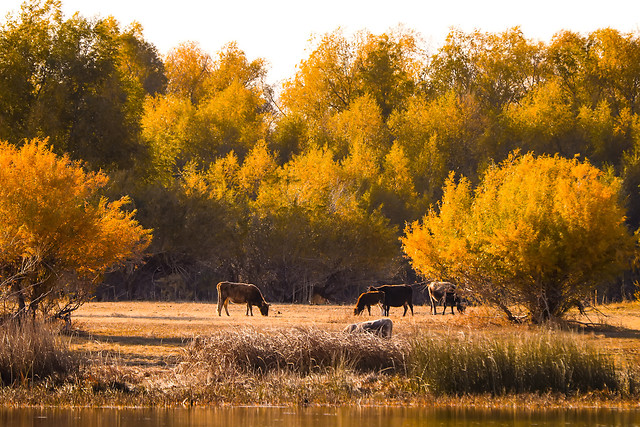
[40, 299, 638, 408]
[3, 299, 640, 408]
[70, 300, 640, 365]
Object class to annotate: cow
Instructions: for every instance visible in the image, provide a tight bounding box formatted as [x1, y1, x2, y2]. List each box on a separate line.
[353, 290, 385, 315]
[427, 281, 464, 315]
[216, 281, 269, 316]
[368, 284, 413, 316]
[344, 318, 393, 338]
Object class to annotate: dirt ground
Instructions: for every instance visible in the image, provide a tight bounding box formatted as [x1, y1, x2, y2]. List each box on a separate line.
[69, 300, 640, 369]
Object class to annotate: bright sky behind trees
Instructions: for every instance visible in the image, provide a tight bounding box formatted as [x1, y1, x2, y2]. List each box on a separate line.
[1, 0, 640, 83]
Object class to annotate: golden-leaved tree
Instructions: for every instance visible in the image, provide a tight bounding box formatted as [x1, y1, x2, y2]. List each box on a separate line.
[0, 140, 151, 319]
[402, 153, 637, 321]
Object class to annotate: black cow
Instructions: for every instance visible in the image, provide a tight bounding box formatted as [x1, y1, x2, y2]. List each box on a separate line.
[368, 284, 413, 316]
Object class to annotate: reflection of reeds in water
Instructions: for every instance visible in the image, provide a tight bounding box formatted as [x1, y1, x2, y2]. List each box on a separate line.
[410, 330, 626, 395]
[0, 320, 75, 385]
[184, 326, 408, 375]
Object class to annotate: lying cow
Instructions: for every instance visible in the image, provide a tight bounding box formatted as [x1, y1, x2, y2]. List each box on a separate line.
[344, 318, 393, 338]
[368, 284, 413, 316]
[216, 281, 269, 316]
[353, 290, 385, 315]
[427, 281, 464, 315]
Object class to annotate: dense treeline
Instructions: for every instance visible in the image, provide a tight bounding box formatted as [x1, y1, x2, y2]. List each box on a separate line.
[2, 0, 640, 304]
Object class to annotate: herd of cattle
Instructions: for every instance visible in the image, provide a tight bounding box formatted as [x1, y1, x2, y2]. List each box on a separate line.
[216, 281, 467, 338]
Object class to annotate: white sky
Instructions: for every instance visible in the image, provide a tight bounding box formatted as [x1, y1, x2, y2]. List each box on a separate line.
[2, 0, 640, 85]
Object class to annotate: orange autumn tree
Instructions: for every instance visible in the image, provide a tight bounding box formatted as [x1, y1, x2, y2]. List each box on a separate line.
[402, 153, 637, 322]
[0, 140, 151, 320]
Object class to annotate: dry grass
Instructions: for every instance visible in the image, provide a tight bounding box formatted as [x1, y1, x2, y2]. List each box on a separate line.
[69, 300, 640, 366]
[185, 326, 408, 375]
[3, 300, 632, 407]
[0, 320, 76, 385]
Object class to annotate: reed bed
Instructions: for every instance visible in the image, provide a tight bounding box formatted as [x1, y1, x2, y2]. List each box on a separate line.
[184, 326, 408, 375]
[0, 320, 76, 385]
[182, 325, 639, 400]
[410, 330, 625, 396]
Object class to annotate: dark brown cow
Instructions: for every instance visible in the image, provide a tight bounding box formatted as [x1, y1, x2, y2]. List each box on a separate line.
[353, 290, 385, 315]
[427, 281, 464, 315]
[217, 281, 269, 316]
[368, 284, 413, 316]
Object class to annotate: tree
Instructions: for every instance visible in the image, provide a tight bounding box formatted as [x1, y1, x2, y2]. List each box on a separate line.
[0, 140, 151, 319]
[164, 41, 212, 105]
[402, 153, 636, 321]
[0, 0, 166, 170]
[249, 147, 401, 301]
[280, 28, 424, 123]
[142, 43, 270, 182]
[426, 28, 545, 110]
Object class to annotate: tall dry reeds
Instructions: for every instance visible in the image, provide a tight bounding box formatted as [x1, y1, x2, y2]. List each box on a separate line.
[0, 319, 76, 385]
[183, 325, 638, 399]
[184, 326, 408, 375]
[410, 330, 622, 395]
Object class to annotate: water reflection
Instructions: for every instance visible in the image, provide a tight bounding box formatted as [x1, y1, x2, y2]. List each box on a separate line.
[1, 406, 639, 426]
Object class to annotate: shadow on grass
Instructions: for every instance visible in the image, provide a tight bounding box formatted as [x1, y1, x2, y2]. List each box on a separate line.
[569, 321, 640, 340]
[69, 329, 190, 366]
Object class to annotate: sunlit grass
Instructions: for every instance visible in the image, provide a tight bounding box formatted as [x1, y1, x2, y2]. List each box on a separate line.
[0, 319, 77, 385]
[184, 326, 408, 375]
[0, 302, 639, 406]
[410, 330, 623, 395]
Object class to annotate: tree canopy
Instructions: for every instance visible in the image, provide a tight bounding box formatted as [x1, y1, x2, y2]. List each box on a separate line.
[0, 139, 151, 319]
[3, 0, 640, 306]
[402, 153, 636, 321]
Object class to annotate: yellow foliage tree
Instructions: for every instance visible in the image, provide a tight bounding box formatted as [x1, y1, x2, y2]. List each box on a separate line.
[402, 153, 636, 321]
[0, 140, 151, 319]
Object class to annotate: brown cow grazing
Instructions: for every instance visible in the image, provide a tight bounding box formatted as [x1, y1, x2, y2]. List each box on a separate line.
[353, 290, 385, 315]
[217, 281, 269, 316]
[344, 318, 393, 338]
[368, 284, 413, 316]
[427, 281, 464, 315]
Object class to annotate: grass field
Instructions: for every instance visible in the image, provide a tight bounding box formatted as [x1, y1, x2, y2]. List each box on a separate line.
[70, 300, 640, 372]
[3, 299, 635, 407]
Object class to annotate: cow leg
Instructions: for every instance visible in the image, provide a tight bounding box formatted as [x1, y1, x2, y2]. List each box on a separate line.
[217, 299, 224, 316]
[367, 305, 371, 316]
[246, 304, 253, 316]
[224, 300, 230, 316]
[409, 302, 414, 316]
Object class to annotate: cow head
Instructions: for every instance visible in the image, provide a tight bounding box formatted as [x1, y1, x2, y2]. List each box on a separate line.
[456, 300, 466, 313]
[259, 302, 269, 316]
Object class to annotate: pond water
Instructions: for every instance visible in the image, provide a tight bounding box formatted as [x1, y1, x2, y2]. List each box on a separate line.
[2, 406, 640, 426]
